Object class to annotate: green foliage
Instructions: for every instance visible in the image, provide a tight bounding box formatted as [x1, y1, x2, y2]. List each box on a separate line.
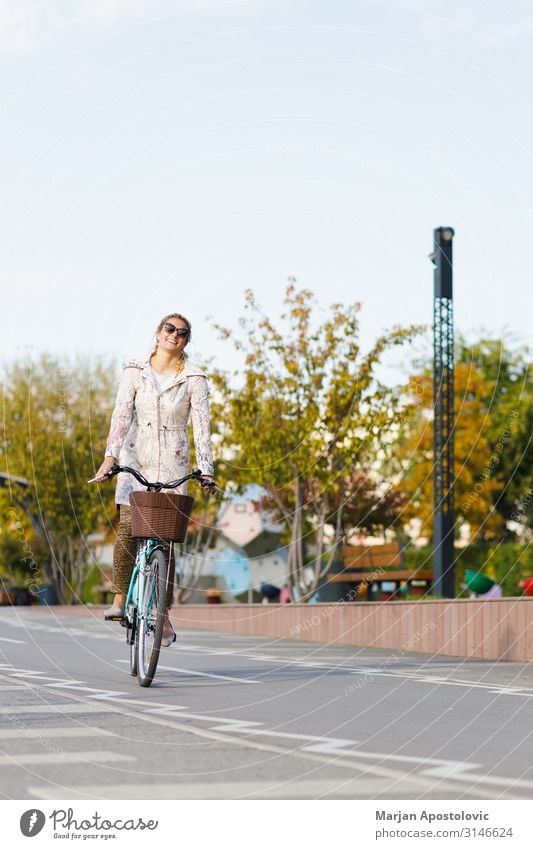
[394, 336, 533, 541]
[0, 518, 50, 587]
[211, 281, 423, 601]
[79, 562, 110, 605]
[1, 354, 117, 602]
[397, 364, 504, 538]
[456, 337, 533, 532]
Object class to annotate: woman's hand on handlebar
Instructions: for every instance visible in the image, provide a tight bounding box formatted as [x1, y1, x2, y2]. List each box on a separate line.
[93, 457, 117, 482]
[199, 474, 216, 491]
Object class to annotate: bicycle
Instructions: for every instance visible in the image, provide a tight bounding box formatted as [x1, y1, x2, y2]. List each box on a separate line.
[88, 464, 218, 687]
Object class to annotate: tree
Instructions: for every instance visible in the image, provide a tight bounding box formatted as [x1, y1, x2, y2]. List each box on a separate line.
[394, 365, 503, 540]
[175, 491, 220, 604]
[337, 470, 407, 538]
[1, 354, 117, 603]
[211, 282, 422, 601]
[0, 508, 51, 591]
[457, 338, 533, 534]
[393, 336, 532, 541]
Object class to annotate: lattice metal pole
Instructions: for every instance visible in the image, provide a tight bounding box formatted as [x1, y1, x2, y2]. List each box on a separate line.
[431, 227, 455, 597]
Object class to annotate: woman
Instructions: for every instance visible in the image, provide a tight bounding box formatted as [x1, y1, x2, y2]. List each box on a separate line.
[95, 312, 215, 646]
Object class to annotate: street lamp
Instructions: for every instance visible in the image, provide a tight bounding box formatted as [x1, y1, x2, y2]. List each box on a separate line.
[431, 226, 455, 598]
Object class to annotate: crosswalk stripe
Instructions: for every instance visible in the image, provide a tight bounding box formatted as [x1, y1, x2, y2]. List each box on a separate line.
[0, 703, 118, 715]
[0, 751, 134, 766]
[1, 726, 117, 739]
[26, 777, 402, 799]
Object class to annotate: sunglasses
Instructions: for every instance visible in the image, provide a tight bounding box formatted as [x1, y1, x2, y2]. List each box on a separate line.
[163, 322, 189, 338]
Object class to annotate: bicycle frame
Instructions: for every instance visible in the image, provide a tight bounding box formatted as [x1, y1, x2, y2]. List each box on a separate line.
[124, 537, 168, 639]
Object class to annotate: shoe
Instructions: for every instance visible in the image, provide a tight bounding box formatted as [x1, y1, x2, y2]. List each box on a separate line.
[104, 604, 125, 621]
[161, 622, 176, 647]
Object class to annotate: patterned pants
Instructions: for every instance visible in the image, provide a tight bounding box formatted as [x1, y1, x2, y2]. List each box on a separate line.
[112, 505, 174, 609]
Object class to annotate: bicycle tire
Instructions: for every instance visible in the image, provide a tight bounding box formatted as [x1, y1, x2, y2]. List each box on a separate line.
[136, 547, 167, 687]
[126, 555, 140, 677]
[128, 607, 138, 677]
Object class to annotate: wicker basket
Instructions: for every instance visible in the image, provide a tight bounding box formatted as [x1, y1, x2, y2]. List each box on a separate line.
[129, 491, 194, 542]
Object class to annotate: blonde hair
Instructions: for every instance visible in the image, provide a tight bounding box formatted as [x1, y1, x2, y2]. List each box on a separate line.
[151, 312, 192, 374]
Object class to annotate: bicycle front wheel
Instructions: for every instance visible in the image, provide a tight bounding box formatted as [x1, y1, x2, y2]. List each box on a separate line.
[136, 548, 167, 687]
[128, 606, 138, 677]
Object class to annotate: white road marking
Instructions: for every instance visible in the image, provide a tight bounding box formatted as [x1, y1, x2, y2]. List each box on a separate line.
[386, 670, 533, 695]
[0, 674, 425, 788]
[0, 703, 118, 715]
[0, 665, 516, 780]
[2, 673, 93, 687]
[0, 619, 117, 640]
[1, 726, 117, 739]
[25, 678, 474, 782]
[173, 644, 533, 698]
[488, 687, 527, 695]
[133, 661, 263, 684]
[5, 671, 50, 678]
[87, 690, 130, 700]
[0, 667, 135, 702]
[0, 751, 135, 766]
[430, 771, 533, 792]
[27, 776, 414, 800]
[2, 621, 531, 695]
[209, 723, 364, 753]
[29, 682, 478, 784]
[245, 654, 278, 661]
[4, 668, 531, 798]
[0, 636, 27, 644]
[205, 718, 478, 775]
[2, 638, 532, 796]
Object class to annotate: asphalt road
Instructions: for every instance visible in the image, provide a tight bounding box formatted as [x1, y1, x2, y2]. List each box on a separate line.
[0, 606, 532, 801]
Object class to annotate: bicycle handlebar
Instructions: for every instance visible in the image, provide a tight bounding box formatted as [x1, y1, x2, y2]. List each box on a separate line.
[88, 464, 218, 493]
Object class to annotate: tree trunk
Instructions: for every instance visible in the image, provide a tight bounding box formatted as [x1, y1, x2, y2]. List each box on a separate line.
[298, 486, 345, 603]
[47, 532, 88, 604]
[288, 477, 304, 600]
[176, 507, 217, 604]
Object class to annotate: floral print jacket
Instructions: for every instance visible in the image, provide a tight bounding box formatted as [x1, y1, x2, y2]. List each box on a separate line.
[105, 357, 215, 506]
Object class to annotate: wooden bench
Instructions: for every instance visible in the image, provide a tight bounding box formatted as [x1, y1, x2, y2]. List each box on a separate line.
[327, 544, 433, 599]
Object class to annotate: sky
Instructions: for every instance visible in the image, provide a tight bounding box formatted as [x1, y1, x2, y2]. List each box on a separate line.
[1, 0, 532, 379]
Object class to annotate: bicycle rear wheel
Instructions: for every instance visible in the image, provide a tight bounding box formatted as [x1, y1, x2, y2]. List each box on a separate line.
[136, 548, 167, 687]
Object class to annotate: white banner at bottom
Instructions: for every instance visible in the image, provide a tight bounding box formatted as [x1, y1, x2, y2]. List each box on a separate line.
[2, 799, 531, 848]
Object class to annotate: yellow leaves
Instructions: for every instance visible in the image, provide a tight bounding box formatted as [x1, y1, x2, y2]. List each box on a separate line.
[213, 280, 421, 521]
[395, 359, 507, 539]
